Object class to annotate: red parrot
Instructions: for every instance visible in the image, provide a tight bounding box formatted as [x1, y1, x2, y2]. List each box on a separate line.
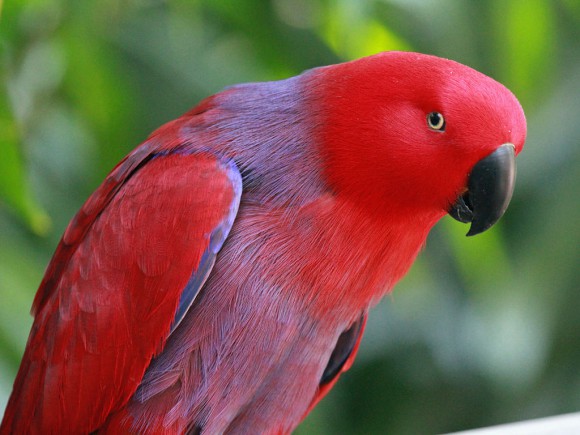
[1, 51, 526, 434]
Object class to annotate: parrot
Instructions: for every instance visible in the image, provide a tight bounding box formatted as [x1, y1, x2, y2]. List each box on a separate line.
[0, 51, 526, 434]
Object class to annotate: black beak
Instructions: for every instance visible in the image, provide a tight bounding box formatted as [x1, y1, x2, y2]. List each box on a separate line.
[449, 144, 516, 236]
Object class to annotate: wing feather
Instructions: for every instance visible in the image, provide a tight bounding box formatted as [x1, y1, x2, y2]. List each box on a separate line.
[1, 147, 241, 434]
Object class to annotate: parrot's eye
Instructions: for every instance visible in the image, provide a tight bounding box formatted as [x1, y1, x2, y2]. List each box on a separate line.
[427, 112, 446, 131]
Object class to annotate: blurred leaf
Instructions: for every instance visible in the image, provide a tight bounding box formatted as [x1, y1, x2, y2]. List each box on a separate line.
[60, 18, 139, 178]
[562, 0, 580, 21]
[492, 0, 556, 106]
[0, 90, 50, 235]
[443, 217, 512, 289]
[319, 0, 411, 59]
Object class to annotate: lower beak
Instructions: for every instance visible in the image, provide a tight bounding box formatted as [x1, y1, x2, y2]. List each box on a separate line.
[448, 143, 516, 236]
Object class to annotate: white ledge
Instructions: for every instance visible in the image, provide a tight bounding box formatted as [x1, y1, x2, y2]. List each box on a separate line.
[450, 412, 580, 435]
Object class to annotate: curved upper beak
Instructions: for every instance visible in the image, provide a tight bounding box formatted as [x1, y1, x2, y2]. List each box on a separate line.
[448, 144, 516, 236]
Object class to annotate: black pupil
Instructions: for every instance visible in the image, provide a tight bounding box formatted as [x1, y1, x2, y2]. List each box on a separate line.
[430, 112, 441, 126]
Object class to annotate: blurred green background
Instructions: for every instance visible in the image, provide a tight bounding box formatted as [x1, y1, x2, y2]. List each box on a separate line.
[1, 0, 579, 433]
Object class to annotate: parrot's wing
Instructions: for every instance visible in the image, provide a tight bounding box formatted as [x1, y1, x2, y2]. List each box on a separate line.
[306, 313, 367, 415]
[1, 144, 242, 434]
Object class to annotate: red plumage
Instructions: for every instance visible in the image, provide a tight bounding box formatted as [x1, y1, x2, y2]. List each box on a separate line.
[1, 52, 526, 434]
[2, 150, 240, 433]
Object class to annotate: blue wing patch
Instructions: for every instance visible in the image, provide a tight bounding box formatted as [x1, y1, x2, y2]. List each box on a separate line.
[169, 157, 242, 334]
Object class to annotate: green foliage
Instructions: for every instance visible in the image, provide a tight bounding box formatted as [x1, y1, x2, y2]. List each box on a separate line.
[1, 1, 578, 432]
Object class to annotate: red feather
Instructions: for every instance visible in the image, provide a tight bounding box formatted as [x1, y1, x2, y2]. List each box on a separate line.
[1, 151, 240, 433]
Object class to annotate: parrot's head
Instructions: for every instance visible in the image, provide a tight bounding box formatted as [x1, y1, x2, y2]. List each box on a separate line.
[316, 51, 526, 235]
